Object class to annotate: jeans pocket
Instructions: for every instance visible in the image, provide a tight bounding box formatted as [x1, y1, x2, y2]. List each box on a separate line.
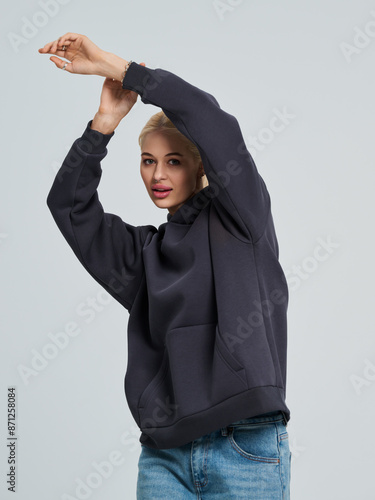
[278, 423, 290, 456]
[228, 421, 280, 464]
[278, 427, 291, 498]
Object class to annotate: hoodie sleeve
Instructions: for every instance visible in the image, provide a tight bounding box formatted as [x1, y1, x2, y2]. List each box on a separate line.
[46, 120, 156, 312]
[122, 62, 270, 242]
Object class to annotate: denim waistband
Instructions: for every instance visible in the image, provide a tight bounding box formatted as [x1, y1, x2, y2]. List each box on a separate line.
[220, 410, 287, 436]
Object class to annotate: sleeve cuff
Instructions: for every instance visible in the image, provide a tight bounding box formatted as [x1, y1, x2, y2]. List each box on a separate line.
[76, 120, 115, 155]
[122, 62, 149, 92]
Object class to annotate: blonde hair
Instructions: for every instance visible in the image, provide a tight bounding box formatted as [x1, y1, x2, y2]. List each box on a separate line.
[138, 110, 209, 189]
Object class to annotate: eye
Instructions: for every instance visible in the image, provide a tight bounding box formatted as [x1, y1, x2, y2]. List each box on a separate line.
[142, 159, 181, 165]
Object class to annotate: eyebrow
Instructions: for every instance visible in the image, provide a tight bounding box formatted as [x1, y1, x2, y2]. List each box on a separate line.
[141, 152, 184, 157]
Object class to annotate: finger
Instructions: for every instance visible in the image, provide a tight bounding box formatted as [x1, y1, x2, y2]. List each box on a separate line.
[55, 46, 71, 55]
[57, 40, 72, 50]
[57, 33, 80, 48]
[52, 38, 62, 52]
[49, 56, 72, 72]
[52, 33, 79, 53]
[40, 42, 71, 55]
[39, 33, 81, 53]
[58, 32, 80, 42]
[42, 38, 62, 53]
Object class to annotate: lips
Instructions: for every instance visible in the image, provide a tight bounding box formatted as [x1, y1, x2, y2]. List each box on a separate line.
[151, 184, 172, 191]
[151, 186, 173, 199]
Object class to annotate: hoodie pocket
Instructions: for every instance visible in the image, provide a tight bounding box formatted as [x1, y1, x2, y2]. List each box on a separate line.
[168, 323, 247, 414]
[137, 322, 249, 429]
[214, 324, 248, 380]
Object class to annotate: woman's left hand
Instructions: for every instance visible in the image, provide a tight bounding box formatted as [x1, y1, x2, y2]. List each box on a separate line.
[38, 32, 107, 76]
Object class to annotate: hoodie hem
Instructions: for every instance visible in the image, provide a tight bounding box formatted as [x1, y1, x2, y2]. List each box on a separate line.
[139, 384, 289, 449]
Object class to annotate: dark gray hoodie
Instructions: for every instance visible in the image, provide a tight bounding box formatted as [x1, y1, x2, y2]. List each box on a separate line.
[46, 62, 290, 449]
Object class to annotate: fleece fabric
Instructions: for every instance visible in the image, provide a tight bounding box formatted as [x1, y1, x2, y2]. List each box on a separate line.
[46, 61, 291, 449]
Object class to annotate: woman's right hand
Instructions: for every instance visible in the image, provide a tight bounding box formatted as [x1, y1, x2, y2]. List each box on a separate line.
[92, 68, 146, 133]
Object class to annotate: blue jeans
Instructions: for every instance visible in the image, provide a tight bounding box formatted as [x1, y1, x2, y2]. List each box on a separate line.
[137, 410, 291, 499]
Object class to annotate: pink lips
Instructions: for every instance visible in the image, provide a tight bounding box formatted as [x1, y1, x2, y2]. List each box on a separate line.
[152, 189, 172, 199]
[151, 184, 173, 199]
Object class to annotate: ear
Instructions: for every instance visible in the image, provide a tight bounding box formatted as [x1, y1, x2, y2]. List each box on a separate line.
[197, 160, 205, 177]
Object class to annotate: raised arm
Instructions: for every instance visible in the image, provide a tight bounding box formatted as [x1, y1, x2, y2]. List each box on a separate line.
[46, 119, 156, 311]
[121, 63, 271, 242]
[40, 35, 156, 310]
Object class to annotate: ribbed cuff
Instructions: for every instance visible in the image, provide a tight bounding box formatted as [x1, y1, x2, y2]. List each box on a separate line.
[76, 120, 115, 155]
[121, 62, 149, 92]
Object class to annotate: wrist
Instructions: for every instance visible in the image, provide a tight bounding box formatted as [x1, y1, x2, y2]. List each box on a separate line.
[97, 51, 128, 81]
[91, 111, 121, 135]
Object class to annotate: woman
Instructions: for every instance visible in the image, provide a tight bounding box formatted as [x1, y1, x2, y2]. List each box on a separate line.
[40, 32, 291, 499]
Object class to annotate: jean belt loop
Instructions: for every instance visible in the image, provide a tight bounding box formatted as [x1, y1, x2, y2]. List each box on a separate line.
[221, 426, 229, 437]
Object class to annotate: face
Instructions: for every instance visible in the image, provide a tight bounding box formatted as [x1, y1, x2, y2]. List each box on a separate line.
[140, 131, 204, 216]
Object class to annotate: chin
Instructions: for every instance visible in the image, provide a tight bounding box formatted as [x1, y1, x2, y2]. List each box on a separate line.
[151, 196, 174, 209]
[149, 189, 188, 213]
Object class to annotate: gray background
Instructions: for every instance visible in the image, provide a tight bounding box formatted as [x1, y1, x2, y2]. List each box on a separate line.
[1, 0, 374, 498]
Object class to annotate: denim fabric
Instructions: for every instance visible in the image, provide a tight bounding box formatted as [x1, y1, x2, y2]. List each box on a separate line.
[137, 410, 291, 499]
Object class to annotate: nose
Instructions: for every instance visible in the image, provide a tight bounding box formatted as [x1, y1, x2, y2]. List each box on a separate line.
[152, 163, 167, 182]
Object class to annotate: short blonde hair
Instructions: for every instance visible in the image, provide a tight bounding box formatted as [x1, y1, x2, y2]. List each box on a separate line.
[138, 110, 209, 188]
